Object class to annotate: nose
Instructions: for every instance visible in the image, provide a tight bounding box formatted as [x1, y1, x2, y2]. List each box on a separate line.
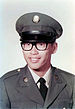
[30, 45, 38, 55]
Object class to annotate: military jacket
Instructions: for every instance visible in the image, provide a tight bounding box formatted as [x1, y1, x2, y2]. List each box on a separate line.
[0, 65, 75, 109]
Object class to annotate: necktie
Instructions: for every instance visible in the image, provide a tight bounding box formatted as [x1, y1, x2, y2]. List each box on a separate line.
[37, 78, 48, 101]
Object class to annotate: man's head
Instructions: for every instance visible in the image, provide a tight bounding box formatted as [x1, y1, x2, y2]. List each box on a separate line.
[15, 12, 63, 73]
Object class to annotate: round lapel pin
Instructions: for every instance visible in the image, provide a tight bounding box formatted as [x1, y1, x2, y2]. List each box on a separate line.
[54, 74, 59, 80]
[23, 77, 28, 83]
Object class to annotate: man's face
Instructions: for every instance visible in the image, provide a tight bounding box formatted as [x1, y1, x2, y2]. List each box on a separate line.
[22, 42, 57, 72]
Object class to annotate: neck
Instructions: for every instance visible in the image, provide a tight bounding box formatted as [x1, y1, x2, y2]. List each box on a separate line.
[30, 64, 51, 77]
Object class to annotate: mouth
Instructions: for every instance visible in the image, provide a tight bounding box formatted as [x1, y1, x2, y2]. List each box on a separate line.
[29, 57, 40, 63]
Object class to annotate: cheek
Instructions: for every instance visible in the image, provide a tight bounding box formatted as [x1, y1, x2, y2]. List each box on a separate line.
[41, 51, 51, 62]
[23, 51, 29, 60]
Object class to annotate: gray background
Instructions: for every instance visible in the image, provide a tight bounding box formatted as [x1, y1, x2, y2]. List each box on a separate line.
[0, 0, 75, 77]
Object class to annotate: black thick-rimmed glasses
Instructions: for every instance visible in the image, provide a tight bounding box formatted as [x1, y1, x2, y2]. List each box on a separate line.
[21, 42, 48, 51]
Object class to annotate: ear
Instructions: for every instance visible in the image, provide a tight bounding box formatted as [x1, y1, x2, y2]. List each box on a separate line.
[51, 42, 58, 54]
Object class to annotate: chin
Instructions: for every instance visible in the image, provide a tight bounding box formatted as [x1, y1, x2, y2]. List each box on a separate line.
[28, 64, 41, 70]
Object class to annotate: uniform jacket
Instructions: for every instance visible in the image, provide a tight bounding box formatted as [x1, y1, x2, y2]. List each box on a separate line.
[0, 65, 75, 109]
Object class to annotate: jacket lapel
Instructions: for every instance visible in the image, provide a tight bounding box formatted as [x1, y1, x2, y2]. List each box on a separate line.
[44, 67, 67, 108]
[16, 65, 44, 106]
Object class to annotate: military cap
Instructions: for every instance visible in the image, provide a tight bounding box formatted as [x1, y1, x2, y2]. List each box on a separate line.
[16, 12, 63, 43]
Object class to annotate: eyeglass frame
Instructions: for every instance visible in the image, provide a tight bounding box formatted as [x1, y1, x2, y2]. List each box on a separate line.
[21, 42, 48, 51]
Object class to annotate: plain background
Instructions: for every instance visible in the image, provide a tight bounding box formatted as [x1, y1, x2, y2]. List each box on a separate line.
[0, 0, 75, 77]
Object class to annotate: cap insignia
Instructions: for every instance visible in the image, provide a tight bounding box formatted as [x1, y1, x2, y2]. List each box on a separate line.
[32, 15, 40, 23]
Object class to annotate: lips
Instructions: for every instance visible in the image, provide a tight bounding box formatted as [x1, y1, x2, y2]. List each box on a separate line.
[29, 57, 40, 63]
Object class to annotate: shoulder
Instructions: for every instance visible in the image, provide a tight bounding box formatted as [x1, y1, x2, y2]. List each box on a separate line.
[55, 67, 74, 77]
[56, 67, 74, 79]
[0, 65, 28, 81]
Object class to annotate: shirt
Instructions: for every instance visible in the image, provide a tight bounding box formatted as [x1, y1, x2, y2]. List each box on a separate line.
[28, 66, 51, 88]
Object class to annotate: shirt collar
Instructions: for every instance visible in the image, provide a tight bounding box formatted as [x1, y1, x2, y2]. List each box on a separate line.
[28, 66, 51, 88]
[43, 68, 51, 88]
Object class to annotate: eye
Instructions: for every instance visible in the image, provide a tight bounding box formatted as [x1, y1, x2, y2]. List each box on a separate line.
[24, 43, 32, 46]
[39, 43, 43, 46]
[38, 43, 45, 46]
[26, 43, 31, 45]
[38, 43, 46, 46]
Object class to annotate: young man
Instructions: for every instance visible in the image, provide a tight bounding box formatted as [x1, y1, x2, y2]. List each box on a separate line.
[0, 12, 75, 109]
